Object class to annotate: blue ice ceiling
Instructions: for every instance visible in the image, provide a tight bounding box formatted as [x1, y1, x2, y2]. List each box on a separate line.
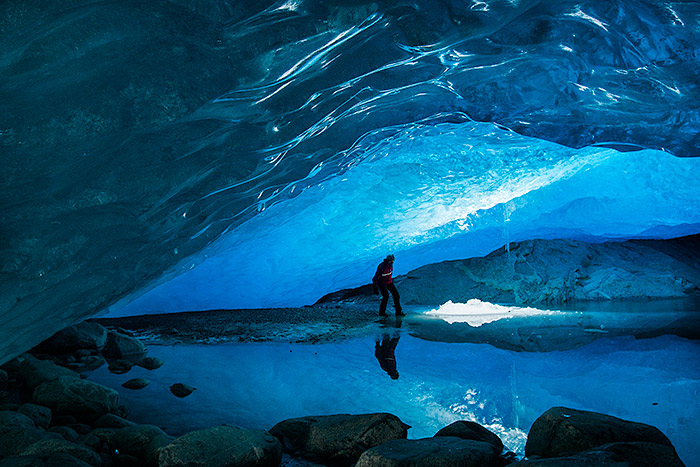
[1, 0, 700, 356]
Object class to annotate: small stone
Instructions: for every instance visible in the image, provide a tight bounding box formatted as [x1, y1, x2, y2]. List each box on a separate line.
[121, 378, 149, 390]
[18, 404, 52, 430]
[169, 383, 195, 398]
[136, 356, 165, 370]
[107, 360, 132, 374]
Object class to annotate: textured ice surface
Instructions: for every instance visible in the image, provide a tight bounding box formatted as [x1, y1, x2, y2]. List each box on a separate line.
[114, 123, 700, 314]
[2, 0, 700, 361]
[88, 333, 700, 466]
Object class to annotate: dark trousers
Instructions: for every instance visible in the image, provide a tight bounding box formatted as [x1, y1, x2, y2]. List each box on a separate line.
[379, 282, 401, 315]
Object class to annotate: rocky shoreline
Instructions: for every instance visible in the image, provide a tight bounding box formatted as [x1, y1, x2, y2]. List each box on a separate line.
[0, 321, 689, 466]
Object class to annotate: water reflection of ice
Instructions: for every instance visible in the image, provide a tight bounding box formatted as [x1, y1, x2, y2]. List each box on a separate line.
[425, 299, 564, 326]
[89, 333, 700, 466]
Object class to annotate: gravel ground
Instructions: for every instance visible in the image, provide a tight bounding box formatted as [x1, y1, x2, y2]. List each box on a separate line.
[95, 304, 392, 345]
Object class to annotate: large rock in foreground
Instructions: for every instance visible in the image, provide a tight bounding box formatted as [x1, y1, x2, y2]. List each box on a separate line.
[158, 425, 282, 467]
[510, 441, 684, 466]
[32, 376, 119, 422]
[18, 355, 79, 390]
[0, 411, 45, 458]
[36, 322, 108, 354]
[434, 420, 503, 453]
[356, 437, 500, 467]
[525, 407, 676, 458]
[270, 413, 409, 465]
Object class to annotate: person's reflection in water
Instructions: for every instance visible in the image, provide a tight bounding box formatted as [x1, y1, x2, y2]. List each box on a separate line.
[375, 330, 401, 380]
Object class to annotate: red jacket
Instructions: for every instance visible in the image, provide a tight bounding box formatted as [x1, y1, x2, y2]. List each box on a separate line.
[373, 260, 393, 285]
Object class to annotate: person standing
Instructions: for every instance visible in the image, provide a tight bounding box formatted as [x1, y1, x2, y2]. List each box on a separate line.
[372, 254, 403, 317]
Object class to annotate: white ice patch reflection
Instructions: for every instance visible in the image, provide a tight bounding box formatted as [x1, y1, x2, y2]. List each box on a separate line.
[425, 299, 562, 326]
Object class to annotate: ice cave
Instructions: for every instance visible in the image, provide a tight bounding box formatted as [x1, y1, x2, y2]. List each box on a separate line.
[1, 0, 699, 466]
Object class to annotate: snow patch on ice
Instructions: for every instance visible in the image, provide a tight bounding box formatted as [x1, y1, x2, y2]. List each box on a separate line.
[425, 299, 564, 326]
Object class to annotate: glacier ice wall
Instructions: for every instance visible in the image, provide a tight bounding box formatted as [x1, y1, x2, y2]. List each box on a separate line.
[114, 121, 700, 314]
[1, 0, 700, 361]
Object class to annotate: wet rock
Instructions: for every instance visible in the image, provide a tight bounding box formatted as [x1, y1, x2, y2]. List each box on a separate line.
[0, 453, 94, 466]
[77, 357, 106, 373]
[102, 332, 146, 360]
[270, 413, 409, 465]
[19, 438, 102, 466]
[0, 411, 45, 458]
[525, 407, 674, 458]
[121, 378, 149, 390]
[356, 437, 500, 467]
[158, 425, 282, 467]
[17, 405, 51, 430]
[434, 420, 503, 453]
[66, 424, 92, 436]
[113, 425, 172, 460]
[107, 360, 132, 375]
[137, 357, 165, 371]
[32, 376, 119, 422]
[47, 426, 80, 443]
[94, 414, 135, 429]
[168, 384, 195, 398]
[36, 322, 108, 354]
[509, 441, 684, 466]
[18, 355, 78, 390]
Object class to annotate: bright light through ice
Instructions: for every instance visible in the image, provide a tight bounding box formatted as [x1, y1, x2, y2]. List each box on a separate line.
[425, 299, 563, 326]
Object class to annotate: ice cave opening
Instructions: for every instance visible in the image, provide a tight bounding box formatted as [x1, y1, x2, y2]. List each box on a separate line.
[2, 0, 700, 466]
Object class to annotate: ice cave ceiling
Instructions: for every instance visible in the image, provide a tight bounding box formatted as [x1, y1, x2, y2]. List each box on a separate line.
[1, 0, 700, 364]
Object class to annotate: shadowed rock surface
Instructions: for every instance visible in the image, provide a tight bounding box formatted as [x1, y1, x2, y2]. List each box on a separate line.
[270, 413, 410, 466]
[525, 407, 677, 459]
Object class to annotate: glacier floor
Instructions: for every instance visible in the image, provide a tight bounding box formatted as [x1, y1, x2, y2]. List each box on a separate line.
[88, 320, 700, 466]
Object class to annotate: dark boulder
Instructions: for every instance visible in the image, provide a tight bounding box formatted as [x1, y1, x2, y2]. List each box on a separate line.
[112, 424, 173, 461]
[0, 453, 94, 466]
[356, 437, 501, 467]
[107, 360, 132, 375]
[102, 332, 146, 360]
[17, 405, 51, 430]
[158, 425, 282, 467]
[36, 323, 107, 354]
[47, 426, 80, 443]
[508, 441, 684, 466]
[434, 420, 503, 453]
[270, 413, 409, 465]
[525, 407, 674, 458]
[17, 355, 78, 391]
[0, 370, 8, 391]
[94, 414, 135, 429]
[19, 438, 102, 466]
[32, 377, 119, 422]
[0, 411, 45, 458]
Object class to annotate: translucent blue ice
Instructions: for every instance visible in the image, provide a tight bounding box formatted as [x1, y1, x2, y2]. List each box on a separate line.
[113, 121, 700, 314]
